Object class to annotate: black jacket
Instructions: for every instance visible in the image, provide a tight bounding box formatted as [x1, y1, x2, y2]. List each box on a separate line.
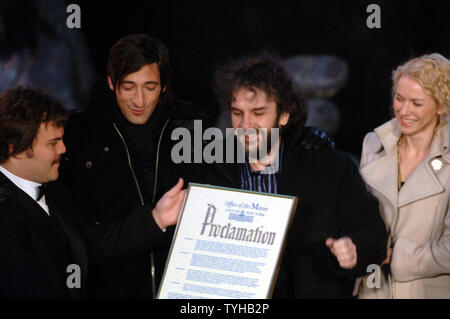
[206, 129, 387, 298]
[61, 92, 206, 298]
[0, 172, 166, 299]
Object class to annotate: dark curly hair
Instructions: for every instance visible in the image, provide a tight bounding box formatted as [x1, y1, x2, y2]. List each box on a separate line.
[0, 87, 68, 164]
[107, 34, 173, 106]
[213, 52, 307, 137]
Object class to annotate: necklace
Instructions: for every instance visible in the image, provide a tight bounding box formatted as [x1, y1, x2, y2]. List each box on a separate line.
[397, 135, 403, 191]
[397, 123, 440, 191]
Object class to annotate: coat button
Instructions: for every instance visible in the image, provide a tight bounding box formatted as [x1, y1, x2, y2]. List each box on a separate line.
[86, 161, 93, 168]
[104, 146, 109, 152]
[95, 221, 100, 225]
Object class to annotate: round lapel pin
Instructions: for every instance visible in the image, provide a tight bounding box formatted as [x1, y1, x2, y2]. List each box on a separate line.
[431, 159, 443, 171]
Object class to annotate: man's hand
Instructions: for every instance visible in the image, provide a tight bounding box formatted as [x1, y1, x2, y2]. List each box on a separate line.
[152, 178, 186, 230]
[325, 237, 357, 269]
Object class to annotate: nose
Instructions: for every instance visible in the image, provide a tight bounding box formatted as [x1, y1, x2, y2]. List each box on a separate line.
[133, 88, 144, 107]
[239, 114, 251, 130]
[58, 141, 67, 155]
[398, 101, 411, 116]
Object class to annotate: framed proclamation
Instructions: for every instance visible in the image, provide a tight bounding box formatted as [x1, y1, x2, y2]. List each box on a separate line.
[157, 183, 298, 299]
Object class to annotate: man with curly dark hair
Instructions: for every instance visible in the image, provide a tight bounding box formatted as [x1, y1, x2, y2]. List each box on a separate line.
[208, 53, 388, 298]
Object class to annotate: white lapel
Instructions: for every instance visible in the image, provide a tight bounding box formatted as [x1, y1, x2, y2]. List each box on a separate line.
[360, 119, 401, 227]
[361, 153, 398, 209]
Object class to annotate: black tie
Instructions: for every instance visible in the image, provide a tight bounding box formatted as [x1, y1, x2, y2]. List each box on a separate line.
[36, 184, 48, 201]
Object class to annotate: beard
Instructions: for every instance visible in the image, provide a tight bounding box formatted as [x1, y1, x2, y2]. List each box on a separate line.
[248, 111, 282, 162]
[243, 128, 280, 161]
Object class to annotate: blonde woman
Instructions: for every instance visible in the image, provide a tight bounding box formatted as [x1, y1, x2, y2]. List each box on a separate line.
[358, 54, 450, 298]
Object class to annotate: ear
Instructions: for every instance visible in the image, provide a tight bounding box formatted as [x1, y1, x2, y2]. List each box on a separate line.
[8, 144, 14, 156]
[278, 111, 290, 127]
[107, 76, 115, 91]
[8, 144, 25, 160]
[162, 85, 167, 93]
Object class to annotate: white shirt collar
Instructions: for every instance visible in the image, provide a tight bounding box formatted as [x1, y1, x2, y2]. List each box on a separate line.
[0, 165, 41, 201]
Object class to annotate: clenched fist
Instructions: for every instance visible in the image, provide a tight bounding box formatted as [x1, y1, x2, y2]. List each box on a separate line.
[325, 237, 357, 269]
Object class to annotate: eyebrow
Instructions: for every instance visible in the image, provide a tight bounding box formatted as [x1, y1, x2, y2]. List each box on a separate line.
[231, 106, 268, 112]
[395, 93, 425, 102]
[251, 107, 267, 112]
[47, 137, 63, 142]
[120, 80, 160, 85]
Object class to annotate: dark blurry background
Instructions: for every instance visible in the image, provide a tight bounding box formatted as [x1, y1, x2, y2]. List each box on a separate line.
[1, 0, 449, 157]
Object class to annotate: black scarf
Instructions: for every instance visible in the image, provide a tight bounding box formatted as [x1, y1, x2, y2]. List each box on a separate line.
[112, 102, 169, 203]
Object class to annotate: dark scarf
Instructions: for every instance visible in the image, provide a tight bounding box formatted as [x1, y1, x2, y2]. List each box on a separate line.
[112, 102, 168, 155]
[112, 102, 169, 203]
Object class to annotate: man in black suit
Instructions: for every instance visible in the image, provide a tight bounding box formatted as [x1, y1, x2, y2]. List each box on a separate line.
[61, 34, 206, 298]
[0, 87, 185, 298]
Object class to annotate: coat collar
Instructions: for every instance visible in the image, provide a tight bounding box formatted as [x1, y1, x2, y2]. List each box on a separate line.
[361, 116, 449, 209]
[398, 116, 449, 207]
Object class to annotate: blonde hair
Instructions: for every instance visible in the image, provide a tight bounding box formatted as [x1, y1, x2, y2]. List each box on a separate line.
[392, 53, 450, 115]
